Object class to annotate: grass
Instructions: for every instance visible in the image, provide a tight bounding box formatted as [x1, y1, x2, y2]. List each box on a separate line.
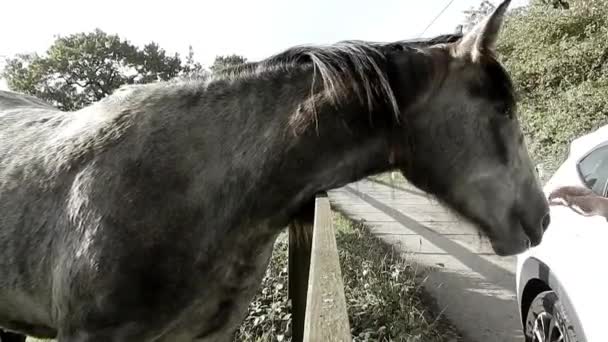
[368, 171, 402, 184]
[233, 212, 461, 341]
[367, 171, 419, 189]
[333, 213, 461, 342]
[27, 211, 460, 342]
[233, 235, 291, 342]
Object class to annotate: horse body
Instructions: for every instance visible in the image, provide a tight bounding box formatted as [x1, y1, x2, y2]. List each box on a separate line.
[0, 84, 281, 340]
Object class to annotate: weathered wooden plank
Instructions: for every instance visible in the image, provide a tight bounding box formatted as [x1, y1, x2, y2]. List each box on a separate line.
[303, 193, 351, 342]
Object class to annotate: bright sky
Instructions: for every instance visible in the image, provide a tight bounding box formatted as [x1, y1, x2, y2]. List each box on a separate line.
[0, 0, 528, 91]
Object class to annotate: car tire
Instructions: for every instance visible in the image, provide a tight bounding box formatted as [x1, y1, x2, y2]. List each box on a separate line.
[524, 290, 579, 342]
[0, 330, 26, 342]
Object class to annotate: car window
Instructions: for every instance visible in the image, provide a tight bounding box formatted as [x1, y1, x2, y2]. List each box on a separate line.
[577, 145, 608, 196]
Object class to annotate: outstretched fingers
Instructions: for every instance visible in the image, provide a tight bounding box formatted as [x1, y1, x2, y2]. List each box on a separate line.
[548, 185, 593, 201]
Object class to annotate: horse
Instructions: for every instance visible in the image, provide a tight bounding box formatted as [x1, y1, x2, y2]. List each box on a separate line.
[0, 1, 549, 340]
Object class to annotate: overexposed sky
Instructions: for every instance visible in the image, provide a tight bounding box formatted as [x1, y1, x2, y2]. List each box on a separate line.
[0, 0, 528, 91]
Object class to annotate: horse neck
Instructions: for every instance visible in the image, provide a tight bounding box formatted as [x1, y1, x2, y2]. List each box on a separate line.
[298, 107, 392, 179]
[216, 68, 397, 222]
[158, 67, 398, 228]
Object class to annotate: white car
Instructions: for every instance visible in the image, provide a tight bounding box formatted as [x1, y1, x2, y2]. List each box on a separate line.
[517, 124, 608, 342]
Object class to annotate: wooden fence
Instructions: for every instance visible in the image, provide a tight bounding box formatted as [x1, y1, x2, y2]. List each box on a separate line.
[288, 192, 352, 342]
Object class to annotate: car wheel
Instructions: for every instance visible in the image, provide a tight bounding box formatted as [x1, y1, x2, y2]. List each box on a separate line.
[0, 330, 26, 342]
[524, 290, 579, 342]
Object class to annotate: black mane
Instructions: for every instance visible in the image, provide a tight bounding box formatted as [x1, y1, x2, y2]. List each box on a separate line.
[213, 33, 464, 126]
[220, 33, 463, 76]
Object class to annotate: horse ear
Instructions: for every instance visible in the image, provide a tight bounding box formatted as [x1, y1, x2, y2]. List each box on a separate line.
[455, 0, 511, 60]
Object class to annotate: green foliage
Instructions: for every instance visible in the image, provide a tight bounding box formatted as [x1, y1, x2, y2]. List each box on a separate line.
[496, 0, 608, 172]
[1, 30, 248, 111]
[462, 0, 496, 32]
[541, 0, 571, 9]
[2, 29, 183, 110]
[182, 45, 205, 78]
[233, 236, 291, 341]
[210, 54, 248, 73]
[135, 42, 182, 84]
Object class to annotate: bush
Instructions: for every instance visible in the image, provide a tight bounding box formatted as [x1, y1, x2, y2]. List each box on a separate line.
[498, 0, 608, 173]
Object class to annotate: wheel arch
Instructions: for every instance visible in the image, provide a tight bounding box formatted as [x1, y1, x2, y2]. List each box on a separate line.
[518, 256, 587, 342]
[520, 278, 552, 327]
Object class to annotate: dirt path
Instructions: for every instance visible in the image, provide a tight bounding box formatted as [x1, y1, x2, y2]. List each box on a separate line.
[329, 178, 523, 342]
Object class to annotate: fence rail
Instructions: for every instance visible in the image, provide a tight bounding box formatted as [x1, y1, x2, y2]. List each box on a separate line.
[289, 192, 351, 342]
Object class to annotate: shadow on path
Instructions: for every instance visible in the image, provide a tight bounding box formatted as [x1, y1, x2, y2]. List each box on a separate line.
[340, 184, 523, 342]
[346, 186, 515, 282]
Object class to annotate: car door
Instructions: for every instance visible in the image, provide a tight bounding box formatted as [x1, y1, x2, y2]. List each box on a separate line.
[540, 143, 608, 341]
[562, 143, 608, 340]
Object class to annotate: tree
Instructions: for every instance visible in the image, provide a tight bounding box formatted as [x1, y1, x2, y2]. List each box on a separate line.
[461, 0, 496, 33]
[135, 42, 182, 84]
[2, 27, 250, 110]
[2, 29, 184, 111]
[210, 54, 247, 73]
[182, 46, 204, 75]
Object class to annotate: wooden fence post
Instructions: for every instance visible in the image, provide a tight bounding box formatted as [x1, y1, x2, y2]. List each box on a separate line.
[303, 193, 351, 341]
[289, 193, 351, 342]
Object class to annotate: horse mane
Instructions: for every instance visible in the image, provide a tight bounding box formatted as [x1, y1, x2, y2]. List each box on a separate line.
[213, 33, 463, 129]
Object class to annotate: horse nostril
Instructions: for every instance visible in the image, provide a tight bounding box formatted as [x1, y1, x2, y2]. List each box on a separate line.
[541, 213, 551, 232]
